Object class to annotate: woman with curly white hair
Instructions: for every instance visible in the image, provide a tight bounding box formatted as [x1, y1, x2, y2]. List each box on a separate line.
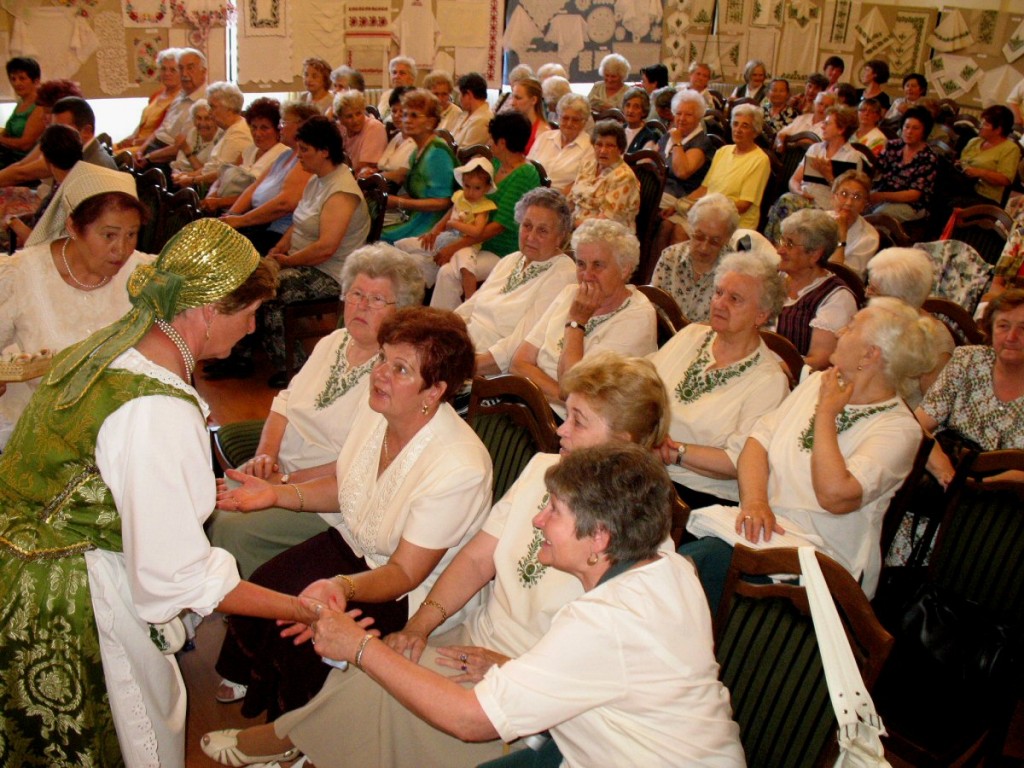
[682, 297, 937, 612]
[651, 248, 791, 509]
[588, 53, 631, 111]
[510, 218, 656, 418]
[866, 247, 953, 402]
[172, 81, 253, 189]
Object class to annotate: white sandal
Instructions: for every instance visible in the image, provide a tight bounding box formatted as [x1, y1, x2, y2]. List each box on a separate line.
[200, 729, 300, 767]
[214, 678, 248, 703]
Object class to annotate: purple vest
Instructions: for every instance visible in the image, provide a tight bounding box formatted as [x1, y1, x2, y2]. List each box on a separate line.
[777, 274, 851, 355]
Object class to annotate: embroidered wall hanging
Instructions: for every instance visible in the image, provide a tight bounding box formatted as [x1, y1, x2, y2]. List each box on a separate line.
[242, 0, 285, 37]
[122, 0, 171, 28]
[95, 10, 131, 94]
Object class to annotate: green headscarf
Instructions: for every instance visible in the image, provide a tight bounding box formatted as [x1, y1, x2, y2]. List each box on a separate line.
[46, 218, 260, 409]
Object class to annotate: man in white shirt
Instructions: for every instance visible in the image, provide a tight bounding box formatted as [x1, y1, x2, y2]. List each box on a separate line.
[137, 48, 208, 167]
[452, 72, 494, 148]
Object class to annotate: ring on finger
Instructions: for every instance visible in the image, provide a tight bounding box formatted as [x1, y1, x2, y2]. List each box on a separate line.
[461, 664, 467, 672]
[459, 653, 468, 662]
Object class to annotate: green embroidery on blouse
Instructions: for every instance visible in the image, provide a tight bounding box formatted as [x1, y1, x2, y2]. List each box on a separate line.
[314, 333, 379, 410]
[517, 492, 550, 588]
[557, 297, 631, 352]
[674, 330, 760, 404]
[798, 402, 898, 452]
[501, 256, 554, 295]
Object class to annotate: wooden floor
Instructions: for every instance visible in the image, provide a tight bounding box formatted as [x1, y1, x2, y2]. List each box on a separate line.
[183, 352, 1024, 768]
[184, 355, 297, 767]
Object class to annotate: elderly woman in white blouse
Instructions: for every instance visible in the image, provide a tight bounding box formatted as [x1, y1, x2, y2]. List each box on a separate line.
[459, 188, 577, 375]
[681, 298, 936, 612]
[510, 218, 656, 418]
[526, 93, 595, 195]
[171, 81, 253, 190]
[651, 249, 791, 509]
[208, 245, 426, 580]
[0, 164, 149, 446]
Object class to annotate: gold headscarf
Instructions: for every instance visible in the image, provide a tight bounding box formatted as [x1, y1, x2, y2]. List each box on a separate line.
[46, 218, 260, 409]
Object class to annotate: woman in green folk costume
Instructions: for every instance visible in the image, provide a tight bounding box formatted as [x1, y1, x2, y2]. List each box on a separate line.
[0, 219, 326, 768]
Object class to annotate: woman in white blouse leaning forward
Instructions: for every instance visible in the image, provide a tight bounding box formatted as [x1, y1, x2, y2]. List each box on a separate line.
[0, 163, 150, 446]
[212, 307, 492, 721]
[207, 244, 426, 581]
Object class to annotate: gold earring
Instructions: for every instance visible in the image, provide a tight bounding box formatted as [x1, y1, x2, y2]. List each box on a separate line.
[421, 402, 430, 414]
[587, 552, 599, 566]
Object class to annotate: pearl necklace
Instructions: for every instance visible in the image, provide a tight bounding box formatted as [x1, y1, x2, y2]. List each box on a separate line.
[61, 238, 110, 290]
[155, 320, 196, 379]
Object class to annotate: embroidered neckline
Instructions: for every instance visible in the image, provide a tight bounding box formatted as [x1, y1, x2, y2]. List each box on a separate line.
[674, 330, 761, 404]
[314, 332, 379, 410]
[517, 492, 551, 588]
[501, 255, 555, 295]
[798, 401, 899, 451]
[557, 296, 631, 351]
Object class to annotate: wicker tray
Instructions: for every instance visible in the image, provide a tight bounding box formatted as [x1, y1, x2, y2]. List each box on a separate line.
[0, 356, 52, 382]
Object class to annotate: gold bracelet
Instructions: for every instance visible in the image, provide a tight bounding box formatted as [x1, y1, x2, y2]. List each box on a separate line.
[354, 632, 375, 669]
[335, 573, 356, 601]
[290, 483, 304, 512]
[422, 598, 448, 622]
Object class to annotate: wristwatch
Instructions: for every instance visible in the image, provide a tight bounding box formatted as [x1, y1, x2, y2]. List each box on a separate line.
[564, 320, 585, 332]
[674, 443, 688, 467]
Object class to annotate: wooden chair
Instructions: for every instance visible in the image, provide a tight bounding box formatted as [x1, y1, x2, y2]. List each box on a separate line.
[357, 173, 389, 243]
[824, 260, 867, 307]
[878, 432, 935, 563]
[921, 296, 985, 345]
[593, 108, 626, 125]
[434, 128, 456, 154]
[210, 419, 266, 474]
[669, 494, 691, 548]
[863, 212, 913, 247]
[528, 158, 551, 188]
[760, 330, 804, 389]
[133, 166, 167, 254]
[715, 545, 894, 768]
[466, 374, 560, 501]
[873, 449, 1024, 767]
[645, 118, 668, 134]
[456, 143, 493, 164]
[623, 149, 667, 285]
[282, 298, 343, 380]
[848, 142, 876, 176]
[941, 204, 1013, 266]
[154, 186, 202, 252]
[113, 149, 135, 171]
[637, 284, 688, 341]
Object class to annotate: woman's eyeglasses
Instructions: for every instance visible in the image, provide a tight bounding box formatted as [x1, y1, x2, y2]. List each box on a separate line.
[345, 290, 396, 309]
